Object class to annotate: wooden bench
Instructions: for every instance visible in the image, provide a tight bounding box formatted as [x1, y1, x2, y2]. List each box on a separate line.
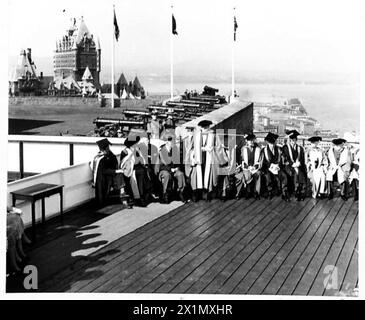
[11, 183, 64, 241]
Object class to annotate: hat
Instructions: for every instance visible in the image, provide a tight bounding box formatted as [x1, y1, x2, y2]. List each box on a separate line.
[286, 130, 300, 139]
[198, 119, 213, 128]
[124, 136, 140, 148]
[308, 136, 322, 143]
[332, 138, 347, 145]
[264, 132, 279, 143]
[244, 133, 256, 141]
[96, 138, 112, 150]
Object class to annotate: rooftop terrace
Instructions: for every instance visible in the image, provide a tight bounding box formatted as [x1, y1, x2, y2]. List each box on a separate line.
[7, 195, 358, 296]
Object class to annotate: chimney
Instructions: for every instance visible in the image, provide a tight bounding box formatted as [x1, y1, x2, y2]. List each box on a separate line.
[27, 48, 32, 64]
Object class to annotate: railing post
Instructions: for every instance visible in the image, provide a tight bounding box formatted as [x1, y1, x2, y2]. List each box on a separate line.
[19, 141, 24, 179]
[69, 143, 74, 166]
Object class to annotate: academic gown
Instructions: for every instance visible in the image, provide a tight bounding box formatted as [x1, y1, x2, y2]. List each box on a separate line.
[326, 146, 352, 184]
[236, 144, 262, 195]
[282, 143, 307, 192]
[189, 128, 217, 192]
[306, 146, 327, 197]
[91, 150, 124, 206]
[260, 145, 287, 193]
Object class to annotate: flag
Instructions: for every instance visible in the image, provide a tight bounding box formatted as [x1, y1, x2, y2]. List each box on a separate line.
[172, 14, 178, 35]
[234, 16, 238, 41]
[114, 9, 120, 41]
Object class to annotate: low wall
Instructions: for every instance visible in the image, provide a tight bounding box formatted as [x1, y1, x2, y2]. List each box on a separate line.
[182, 99, 254, 147]
[9, 96, 101, 107]
[7, 162, 94, 227]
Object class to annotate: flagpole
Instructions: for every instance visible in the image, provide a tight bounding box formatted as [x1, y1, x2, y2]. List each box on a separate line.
[111, 4, 115, 109]
[231, 7, 235, 101]
[170, 5, 174, 101]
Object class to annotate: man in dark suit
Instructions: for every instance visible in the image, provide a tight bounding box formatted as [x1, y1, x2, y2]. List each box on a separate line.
[260, 132, 289, 200]
[281, 130, 307, 201]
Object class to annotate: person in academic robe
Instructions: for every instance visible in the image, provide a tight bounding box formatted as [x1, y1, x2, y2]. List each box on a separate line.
[305, 136, 328, 199]
[281, 130, 307, 201]
[90, 138, 127, 207]
[326, 138, 352, 201]
[119, 136, 151, 207]
[260, 132, 289, 200]
[215, 134, 237, 201]
[189, 120, 218, 201]
[236, 133, 262, 199]
[157, 135, 186, 203]
[349, 146, 359, 202]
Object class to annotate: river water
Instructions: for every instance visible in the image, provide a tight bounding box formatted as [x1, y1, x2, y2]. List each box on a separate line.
[145, 81, 359, 136]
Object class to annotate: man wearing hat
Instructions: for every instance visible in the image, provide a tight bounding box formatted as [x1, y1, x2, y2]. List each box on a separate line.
[147, 110, 161, 139]
[120, 136, 151, 207]
[260, 132, 288, 200]
[190, 119, 218, 201]
[326, 138, 352, 200]
[282, 130, 307, 201]
[90, 138, 126, 207]
[236, 133, 262, 199]
[349, 146, 359, 202]
[157, 135, 186, 203]
[306, 136, 328, 199]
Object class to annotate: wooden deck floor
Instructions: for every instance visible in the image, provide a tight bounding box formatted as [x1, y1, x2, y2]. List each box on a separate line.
[7, 196, 358, 296]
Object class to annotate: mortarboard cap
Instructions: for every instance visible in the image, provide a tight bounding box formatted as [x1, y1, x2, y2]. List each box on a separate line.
[198, 119, 213, 128]
[264, 132, 279, 143]
[332, 138, 346, 145]
[308, 136, 322, 143]
[244, 133, 256, 141]
[96, 138, 112, 150]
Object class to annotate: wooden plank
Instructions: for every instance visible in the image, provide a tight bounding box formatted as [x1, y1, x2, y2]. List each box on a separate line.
[291, 199, 353, 295]
[211, 198, 311, 294]
[138, 199, 272, 293]
[167, 198, 283, 294]
[231, 198, 319, 294]
[339, 241, 358, 295]
[94, 199, 249, 292]
[57, 200, 220, 292]
[76, 199, 237, 292]
[308, 202, 358, 295]
[323, 215, 358, 296]
[260, 198, 343, 295]
[130, 199, 260, 293]
[40, 201, 201, 291]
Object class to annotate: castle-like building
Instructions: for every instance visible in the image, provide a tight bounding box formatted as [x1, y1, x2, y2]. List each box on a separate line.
[54, 17, 101, 88]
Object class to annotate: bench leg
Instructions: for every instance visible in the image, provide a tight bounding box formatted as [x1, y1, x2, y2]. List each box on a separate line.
[60, 190, 64, 225]
[41, 198, 46, 224]
[31, 201, 36, 242]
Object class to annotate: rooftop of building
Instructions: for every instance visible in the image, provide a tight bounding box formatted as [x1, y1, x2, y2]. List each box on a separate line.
[6, 196, 358, 295]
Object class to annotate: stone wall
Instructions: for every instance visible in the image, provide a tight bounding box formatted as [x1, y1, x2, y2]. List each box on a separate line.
[9, 96, 101, 107]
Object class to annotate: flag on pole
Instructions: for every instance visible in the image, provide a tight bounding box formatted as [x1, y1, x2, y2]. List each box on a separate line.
[172, 14, 178, 35]
[234, 16, 238, 41]
[114, 9, 120, 41]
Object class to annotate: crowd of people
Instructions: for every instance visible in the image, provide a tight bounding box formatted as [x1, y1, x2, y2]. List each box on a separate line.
[90, 120, 360, 208]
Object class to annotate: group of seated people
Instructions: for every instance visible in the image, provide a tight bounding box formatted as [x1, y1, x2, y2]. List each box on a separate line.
[90, 120, 360, 208]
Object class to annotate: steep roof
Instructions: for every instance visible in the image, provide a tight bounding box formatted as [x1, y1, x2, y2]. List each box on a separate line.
[54, 75, 81, 90]
[82, 66, 93, 81]
[117, 73, 128, 85]
[10, 49, 38, 81]
[75, 19, 92, 45]
[133, 76, 142, 89]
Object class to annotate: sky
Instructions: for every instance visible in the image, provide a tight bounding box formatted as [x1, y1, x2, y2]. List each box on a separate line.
[7, 0, 361, 83]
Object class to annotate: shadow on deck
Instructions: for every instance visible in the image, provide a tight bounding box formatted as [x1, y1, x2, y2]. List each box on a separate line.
[7, 195, 358, 296]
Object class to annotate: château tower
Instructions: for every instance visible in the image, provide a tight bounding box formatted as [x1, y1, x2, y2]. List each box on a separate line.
[53, 17, 101, 88]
